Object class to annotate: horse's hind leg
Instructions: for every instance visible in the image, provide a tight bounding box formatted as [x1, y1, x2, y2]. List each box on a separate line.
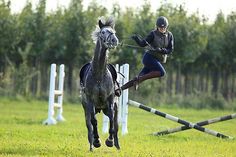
[113, 102, 120, 149]
[91, 112, 101, 148]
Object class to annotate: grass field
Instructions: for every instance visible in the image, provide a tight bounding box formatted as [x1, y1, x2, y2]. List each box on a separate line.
[0, 99, 236, 157]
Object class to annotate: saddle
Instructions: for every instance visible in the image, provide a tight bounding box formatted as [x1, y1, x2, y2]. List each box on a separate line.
[79, 62, 118, 87]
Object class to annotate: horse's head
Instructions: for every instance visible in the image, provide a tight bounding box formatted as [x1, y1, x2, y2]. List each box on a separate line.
[92, 17, 119, 49]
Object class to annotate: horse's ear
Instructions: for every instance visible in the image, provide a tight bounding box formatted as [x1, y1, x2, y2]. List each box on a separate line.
[111, 23, 115, 29]
[108, 16, 115, 29]
[98, 20, 104, 29]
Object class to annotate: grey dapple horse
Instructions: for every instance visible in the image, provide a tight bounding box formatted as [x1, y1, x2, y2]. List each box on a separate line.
[79, 17, 120, 151]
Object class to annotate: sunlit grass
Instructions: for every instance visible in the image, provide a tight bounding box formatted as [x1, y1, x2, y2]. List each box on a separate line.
[0, 99, 235, 157]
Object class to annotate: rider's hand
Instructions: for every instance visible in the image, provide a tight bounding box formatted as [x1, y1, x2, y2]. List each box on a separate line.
[131, 35, 139, 41]
[151, 48, 162, 53]
[161, 48, 168, 54]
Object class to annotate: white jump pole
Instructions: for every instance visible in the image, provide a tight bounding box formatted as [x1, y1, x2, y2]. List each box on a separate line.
[102, 64, 129, 135]
[121, 64, 129, 135]
[56, 64, 65, 122]
[43, 64, 65, 125]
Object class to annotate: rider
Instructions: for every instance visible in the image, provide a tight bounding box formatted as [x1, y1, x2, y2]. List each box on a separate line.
[115, 16, 174, 95]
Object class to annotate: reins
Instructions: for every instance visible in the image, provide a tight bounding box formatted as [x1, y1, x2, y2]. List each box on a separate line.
[118, 37, 153, 51]
[118, 42, 148, 50]
[117, 35, 172, 60]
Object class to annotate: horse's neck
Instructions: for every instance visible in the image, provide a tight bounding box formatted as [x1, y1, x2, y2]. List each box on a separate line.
[92, 39, 107, 78]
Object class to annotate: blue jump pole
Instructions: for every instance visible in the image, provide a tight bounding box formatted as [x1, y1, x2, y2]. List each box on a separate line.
[128, 100, 233, 139]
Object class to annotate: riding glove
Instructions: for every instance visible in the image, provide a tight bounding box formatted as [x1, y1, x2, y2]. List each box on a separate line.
[131, 35, 140, 42]
[150, 48, 162, 53]
[160, 48, 168, 54]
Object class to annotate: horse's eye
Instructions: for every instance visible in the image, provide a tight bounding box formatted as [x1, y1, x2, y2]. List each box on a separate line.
[101, 31, 105, 34]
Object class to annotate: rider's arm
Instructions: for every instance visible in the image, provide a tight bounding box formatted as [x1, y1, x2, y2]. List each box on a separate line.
[131, 32, 154, 47]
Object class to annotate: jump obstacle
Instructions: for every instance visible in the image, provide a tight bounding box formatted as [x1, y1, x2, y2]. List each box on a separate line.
[43, 64, 65, 125]
[153, 113, 236, 136]
[128, 100, 234, 139]
[105, 63, 235, 139]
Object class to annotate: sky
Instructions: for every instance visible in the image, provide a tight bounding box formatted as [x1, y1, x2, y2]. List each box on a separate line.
[9, 0, 236, 22]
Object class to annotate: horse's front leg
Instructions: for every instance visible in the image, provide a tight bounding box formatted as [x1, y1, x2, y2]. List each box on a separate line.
[84, 104, 94, 151]
[113, 102, 120, 149]
[91, 110, 101, 148]
[104, 104, 114, 148]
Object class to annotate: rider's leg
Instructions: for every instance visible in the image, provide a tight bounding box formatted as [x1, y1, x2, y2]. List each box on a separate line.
[115, 53, 165, 95]
[121, 71, 162, 90]
[119, 67, 146, 91]
[121, 55, 166, 91]
[132, 53, 166, 90]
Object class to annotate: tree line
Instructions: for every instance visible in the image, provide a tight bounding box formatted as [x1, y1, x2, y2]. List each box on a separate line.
[0, 0, 236, 109]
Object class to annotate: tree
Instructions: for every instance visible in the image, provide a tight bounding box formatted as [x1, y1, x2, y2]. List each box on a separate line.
[0, 0, 17, 71]
[205, 12, 227, 98]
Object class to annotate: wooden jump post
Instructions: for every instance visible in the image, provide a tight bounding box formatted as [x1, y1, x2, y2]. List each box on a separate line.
[128, 100, 234, 139]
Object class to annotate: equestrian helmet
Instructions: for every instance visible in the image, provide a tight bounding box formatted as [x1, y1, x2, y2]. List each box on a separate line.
[156, 16, 169, 28]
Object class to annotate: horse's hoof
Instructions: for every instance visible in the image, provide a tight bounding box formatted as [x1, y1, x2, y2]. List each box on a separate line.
[115, 145, 120, 150]
[114, 141, 120, 150]
[105, 138, 114, 147]
[93, 138, 101, 148]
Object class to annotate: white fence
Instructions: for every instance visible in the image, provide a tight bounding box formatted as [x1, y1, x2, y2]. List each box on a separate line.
[43, 64, 65, 125]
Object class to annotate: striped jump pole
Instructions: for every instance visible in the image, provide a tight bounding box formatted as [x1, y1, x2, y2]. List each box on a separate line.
[128, 100, 233, 139]
[153, 113, 236, 136]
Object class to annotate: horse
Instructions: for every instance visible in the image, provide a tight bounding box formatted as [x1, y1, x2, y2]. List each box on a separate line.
[79, 17, 120, 151]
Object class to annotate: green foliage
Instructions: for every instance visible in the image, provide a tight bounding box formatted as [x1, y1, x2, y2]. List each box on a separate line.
[162, 93, 232, 110]
[0, 1, 18, 66]
[1, 0, 236, 108]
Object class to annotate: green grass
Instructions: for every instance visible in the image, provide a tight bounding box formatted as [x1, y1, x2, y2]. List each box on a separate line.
[0, 99, 236, 157]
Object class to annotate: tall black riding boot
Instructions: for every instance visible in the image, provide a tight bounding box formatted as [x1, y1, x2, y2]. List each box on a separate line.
[115, 71, 162, 95]
[137, 71, 161, 83]
[133, 71, 162, 90]
[114, 77, 138, 96]
[120, 77, 139, 90]
[115, 77, 138, 95]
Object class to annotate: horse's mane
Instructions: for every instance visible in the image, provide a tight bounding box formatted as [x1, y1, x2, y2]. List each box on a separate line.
[91, 16, 115, 43]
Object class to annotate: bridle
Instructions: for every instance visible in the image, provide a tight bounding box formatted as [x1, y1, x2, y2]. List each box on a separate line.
[99, 27, 116, 49]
